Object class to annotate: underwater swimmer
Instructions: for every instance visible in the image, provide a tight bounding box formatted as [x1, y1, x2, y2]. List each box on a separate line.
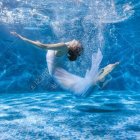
[10, 32, 83, 74]
[11, 31, 119, 96]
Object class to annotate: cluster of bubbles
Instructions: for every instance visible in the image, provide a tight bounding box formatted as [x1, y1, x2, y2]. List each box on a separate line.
[0, 1, 50, 29]
[0, 0, 134, 29]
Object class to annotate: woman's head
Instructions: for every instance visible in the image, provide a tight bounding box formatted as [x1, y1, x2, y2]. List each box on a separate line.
[67, 40, 83, 61]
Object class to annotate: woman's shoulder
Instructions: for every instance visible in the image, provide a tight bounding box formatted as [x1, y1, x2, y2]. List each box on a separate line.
[55, 49, 68, 57]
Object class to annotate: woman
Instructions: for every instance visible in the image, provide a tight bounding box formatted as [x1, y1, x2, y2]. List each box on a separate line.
[11, 32, 119, 96]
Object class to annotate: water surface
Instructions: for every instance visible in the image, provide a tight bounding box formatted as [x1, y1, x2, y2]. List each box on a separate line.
[0, 91, 140, 140]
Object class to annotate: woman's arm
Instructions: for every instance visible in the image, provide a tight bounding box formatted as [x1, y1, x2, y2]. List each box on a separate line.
[10, 32, 67, 50]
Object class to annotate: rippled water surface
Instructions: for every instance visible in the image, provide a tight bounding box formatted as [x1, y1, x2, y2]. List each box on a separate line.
[0, 91, 140, 140]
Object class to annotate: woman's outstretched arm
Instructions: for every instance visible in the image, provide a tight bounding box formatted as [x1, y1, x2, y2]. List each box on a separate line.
[10, 32, 67, 50]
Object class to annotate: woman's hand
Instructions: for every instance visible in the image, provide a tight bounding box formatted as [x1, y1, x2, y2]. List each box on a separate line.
[10, 31, 25, 40]
[10, 31, 19, 37]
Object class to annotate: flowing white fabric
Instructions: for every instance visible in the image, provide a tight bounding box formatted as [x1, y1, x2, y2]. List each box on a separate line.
[53, 49, 103, 96]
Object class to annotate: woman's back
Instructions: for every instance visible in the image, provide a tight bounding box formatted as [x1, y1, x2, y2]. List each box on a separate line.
[46, 50, 67, 75]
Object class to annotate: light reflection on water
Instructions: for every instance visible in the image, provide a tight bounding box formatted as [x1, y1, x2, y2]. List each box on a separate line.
[0, 91, 140, 140]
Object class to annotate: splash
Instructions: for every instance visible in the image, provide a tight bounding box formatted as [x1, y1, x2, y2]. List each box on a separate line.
[0, 0, 135, 48]
[0, 1, 135, 27]
[83, 1, 133, 24]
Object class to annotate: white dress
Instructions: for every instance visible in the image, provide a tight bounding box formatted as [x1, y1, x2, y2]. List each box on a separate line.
[46, 50, 66, 76]
[46, 49, 103, 96]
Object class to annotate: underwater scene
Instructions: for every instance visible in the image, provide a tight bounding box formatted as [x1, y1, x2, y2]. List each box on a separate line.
[0, 0, 140, 139]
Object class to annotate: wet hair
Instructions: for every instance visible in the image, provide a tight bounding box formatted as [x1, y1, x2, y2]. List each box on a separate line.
[68, 45, 83, 61]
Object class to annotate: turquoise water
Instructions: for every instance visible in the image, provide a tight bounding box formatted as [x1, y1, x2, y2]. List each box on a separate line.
[0, 91, 140, 140]
[0, 0, 140, 139]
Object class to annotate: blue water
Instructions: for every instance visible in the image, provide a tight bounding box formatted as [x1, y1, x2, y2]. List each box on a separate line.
[0, 91, 140, 140]
[0, 0, 140, 139]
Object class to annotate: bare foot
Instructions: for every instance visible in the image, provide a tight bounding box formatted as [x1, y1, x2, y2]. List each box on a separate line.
[98, 62, 120, 82]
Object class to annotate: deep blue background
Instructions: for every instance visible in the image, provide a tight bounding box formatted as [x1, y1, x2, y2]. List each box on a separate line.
[0, 0, 140, 93]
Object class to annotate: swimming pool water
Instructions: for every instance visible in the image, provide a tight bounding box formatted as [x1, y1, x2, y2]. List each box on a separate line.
[0, 91, 140, 140]
[0, 0, 140, 139]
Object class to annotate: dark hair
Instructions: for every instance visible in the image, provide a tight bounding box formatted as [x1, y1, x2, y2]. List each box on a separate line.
[68, 46, 83, 61]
